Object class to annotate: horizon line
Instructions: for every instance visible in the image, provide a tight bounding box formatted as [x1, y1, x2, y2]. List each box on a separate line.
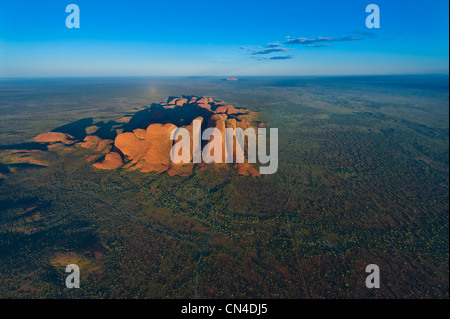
[0, 73, 449, 80]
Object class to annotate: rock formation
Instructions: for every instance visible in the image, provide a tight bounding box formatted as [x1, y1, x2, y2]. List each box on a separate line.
[115, 123, 177, 173]
[31, 96, 262, 177]
[33, 132, 76, 145]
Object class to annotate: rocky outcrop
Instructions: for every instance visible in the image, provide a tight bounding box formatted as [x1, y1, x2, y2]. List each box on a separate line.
[94, 96, 262, 175]
[33, 132, 76, 145]
[117, 116, 132, 123]
[77, 136, 113, 153]
[215, 105, 238, 115]
[93, 152, 123, 170]
[115, 123, 176, 173]
[32, 95, 262, 177]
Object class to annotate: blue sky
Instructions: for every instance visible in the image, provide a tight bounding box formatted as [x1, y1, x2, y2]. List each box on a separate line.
[0, 0, 448, 77]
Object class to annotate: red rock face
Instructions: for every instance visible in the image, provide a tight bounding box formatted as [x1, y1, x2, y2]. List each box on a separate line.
[197, 103, 212, 111]
[196, 97, 209, 104]
[168, 98, 179, 105]
[33, 132, 76, 144]
[188, 97, 198, 104]
[78, 136, 113, 152]
[103, 97, 261, 175]
[226, 118, 237, 130]
[93, 152, 123, 170]
[115, 123, 177, 173]
[33, 96, 262, 177]
[176, 98, 188, 106]
[237, 120, 250, 129]
[215, 105, 238, 115]
[118, 116, 132, 123]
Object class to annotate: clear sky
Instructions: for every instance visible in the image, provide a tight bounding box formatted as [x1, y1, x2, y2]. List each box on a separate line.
[0, 0, 448, 77]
